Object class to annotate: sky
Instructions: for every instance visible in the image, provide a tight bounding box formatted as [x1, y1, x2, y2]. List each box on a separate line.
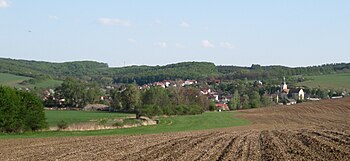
[0, 0, 349, 67]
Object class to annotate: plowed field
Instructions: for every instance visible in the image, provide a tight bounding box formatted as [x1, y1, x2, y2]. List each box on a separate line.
[1, 97, 350, 161]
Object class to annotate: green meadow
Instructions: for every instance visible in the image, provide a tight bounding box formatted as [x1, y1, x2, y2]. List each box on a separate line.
[0, 73, 31, 87]
[297, 72, 350, 90]
[0, 111, 250, 139]
[0, 73, 62, 89]
[45, 110, 134, 126]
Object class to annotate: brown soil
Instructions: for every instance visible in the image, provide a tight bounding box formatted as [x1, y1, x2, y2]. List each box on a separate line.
[1, 98, 350, 161]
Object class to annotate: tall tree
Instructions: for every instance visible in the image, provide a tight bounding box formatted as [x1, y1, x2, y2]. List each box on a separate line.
[121, 83, 141, 117]
[18, 91, 47, 131]
[0, 86, 22, 133]
[261, 95, 272, 107]
[110, 90, 123, 110]
[242, 94, 250, 109]
[249, 91, 261, 108]
[0, 86, 47, 133]
[55, 78, 102, 108]
[142, 86, 170, 107]
[231, 90, 241, 110]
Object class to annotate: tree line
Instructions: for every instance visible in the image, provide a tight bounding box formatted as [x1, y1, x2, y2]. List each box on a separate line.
[218, 63, 350, 81]
[45, 78, 103, 108]
[1, 57, 349, 87]
[111, 84, 209, 118]
[49, 78, 209, 118]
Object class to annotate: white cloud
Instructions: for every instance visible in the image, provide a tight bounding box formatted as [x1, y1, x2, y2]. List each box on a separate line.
[0, 0, 9, 8]
[179, 21, 190, 28]
[155, 42, 167, 48]
[98, 17, 131, 27]
[220, 42, 234, 49]
[202, 40, 215, 48]
[175, 43, 185, 49]
[48, 15, 59, 20]
[127, 38, 136, 43]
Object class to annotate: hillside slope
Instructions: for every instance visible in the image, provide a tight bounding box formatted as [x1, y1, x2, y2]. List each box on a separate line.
[0, 58, 219, 85]
[1, 57, 350, 86]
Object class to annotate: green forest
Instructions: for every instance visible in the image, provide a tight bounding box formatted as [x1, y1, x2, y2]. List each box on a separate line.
[1, 57, 350, 86]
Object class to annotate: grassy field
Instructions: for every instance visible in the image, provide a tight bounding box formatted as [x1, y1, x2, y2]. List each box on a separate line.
[0, 73, 31, 87]
[45, 110, 134, 126]
[0, 111, 250, 139]
[0, 73, 62, 89]
[24, 79, 62, 89]
[297, 72, 350, 90]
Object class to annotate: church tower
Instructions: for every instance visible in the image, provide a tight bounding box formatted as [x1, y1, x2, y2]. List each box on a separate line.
[282, 77, 288, 91]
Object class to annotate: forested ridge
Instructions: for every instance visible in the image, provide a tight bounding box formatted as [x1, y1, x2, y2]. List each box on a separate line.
[218, 63, 350, 81]
[1, 57, 350, 85]
[0, 58, 108, 79]
[110, 62, 218, 84]
[0, 58, 219, 85]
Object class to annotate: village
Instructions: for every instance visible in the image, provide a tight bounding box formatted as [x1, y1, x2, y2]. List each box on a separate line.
[136, 77, 308, 111]
[41, 76, 346, 112]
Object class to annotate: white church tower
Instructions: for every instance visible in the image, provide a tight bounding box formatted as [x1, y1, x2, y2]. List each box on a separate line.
[282, 77, 288, 91]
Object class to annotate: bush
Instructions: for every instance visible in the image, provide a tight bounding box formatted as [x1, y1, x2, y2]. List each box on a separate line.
[139, 105, 162, 117]
[57, 120, 68, 130]
[98, 119, 108, 126]
[113, 122, 123, 127]
[122, 118, 141, 125]
[162, 106, 175, 116]
[0, 86, 47, 133]
[188, 105, 204, 115]
[19, 91, 48, 131]
[209, 103, 216, 111]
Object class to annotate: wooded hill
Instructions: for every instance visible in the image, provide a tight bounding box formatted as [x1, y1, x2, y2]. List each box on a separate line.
[0, 58, 219, 85]
[1, 57, 349, 85]
[218, 63, 350, 82]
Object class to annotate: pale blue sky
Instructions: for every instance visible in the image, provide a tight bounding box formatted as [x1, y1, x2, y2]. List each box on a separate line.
[0, 0, 349, 67]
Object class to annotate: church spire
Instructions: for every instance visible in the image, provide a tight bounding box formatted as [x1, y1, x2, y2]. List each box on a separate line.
[282, 77, 288, 90]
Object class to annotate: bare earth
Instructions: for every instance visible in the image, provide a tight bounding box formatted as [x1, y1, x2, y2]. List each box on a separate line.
[1, 98, 350, 161]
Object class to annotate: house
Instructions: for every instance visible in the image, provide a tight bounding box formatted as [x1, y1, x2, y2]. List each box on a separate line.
[140, 84, 150, 90]
[211, 92, 220, 101]
[200, 88, 211, 95]
[182, 79, 197, 86]
[289, 88, 305, 100]
[161, 80, 171, 87]
[220, 95, 232, 103]
[153, 82, 166, 88]
[254, 80, 263, 87]
[215, 103, 229, 111]
[208, 94, 219, 102]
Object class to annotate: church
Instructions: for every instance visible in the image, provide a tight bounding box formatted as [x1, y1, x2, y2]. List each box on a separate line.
[278, 77, 305, 104]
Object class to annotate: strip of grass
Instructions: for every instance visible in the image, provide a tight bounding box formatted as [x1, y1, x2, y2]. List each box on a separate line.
[45, 110, 134, 127]
[0, 111, 250, 139]
[297, 72, 350, 90]
[0, 73, 31, 87]
[0, 73, 62, 89]
[25, 79, 62, 89]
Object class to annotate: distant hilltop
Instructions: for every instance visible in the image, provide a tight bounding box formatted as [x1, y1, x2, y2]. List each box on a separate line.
[0, 57, 349, 85]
